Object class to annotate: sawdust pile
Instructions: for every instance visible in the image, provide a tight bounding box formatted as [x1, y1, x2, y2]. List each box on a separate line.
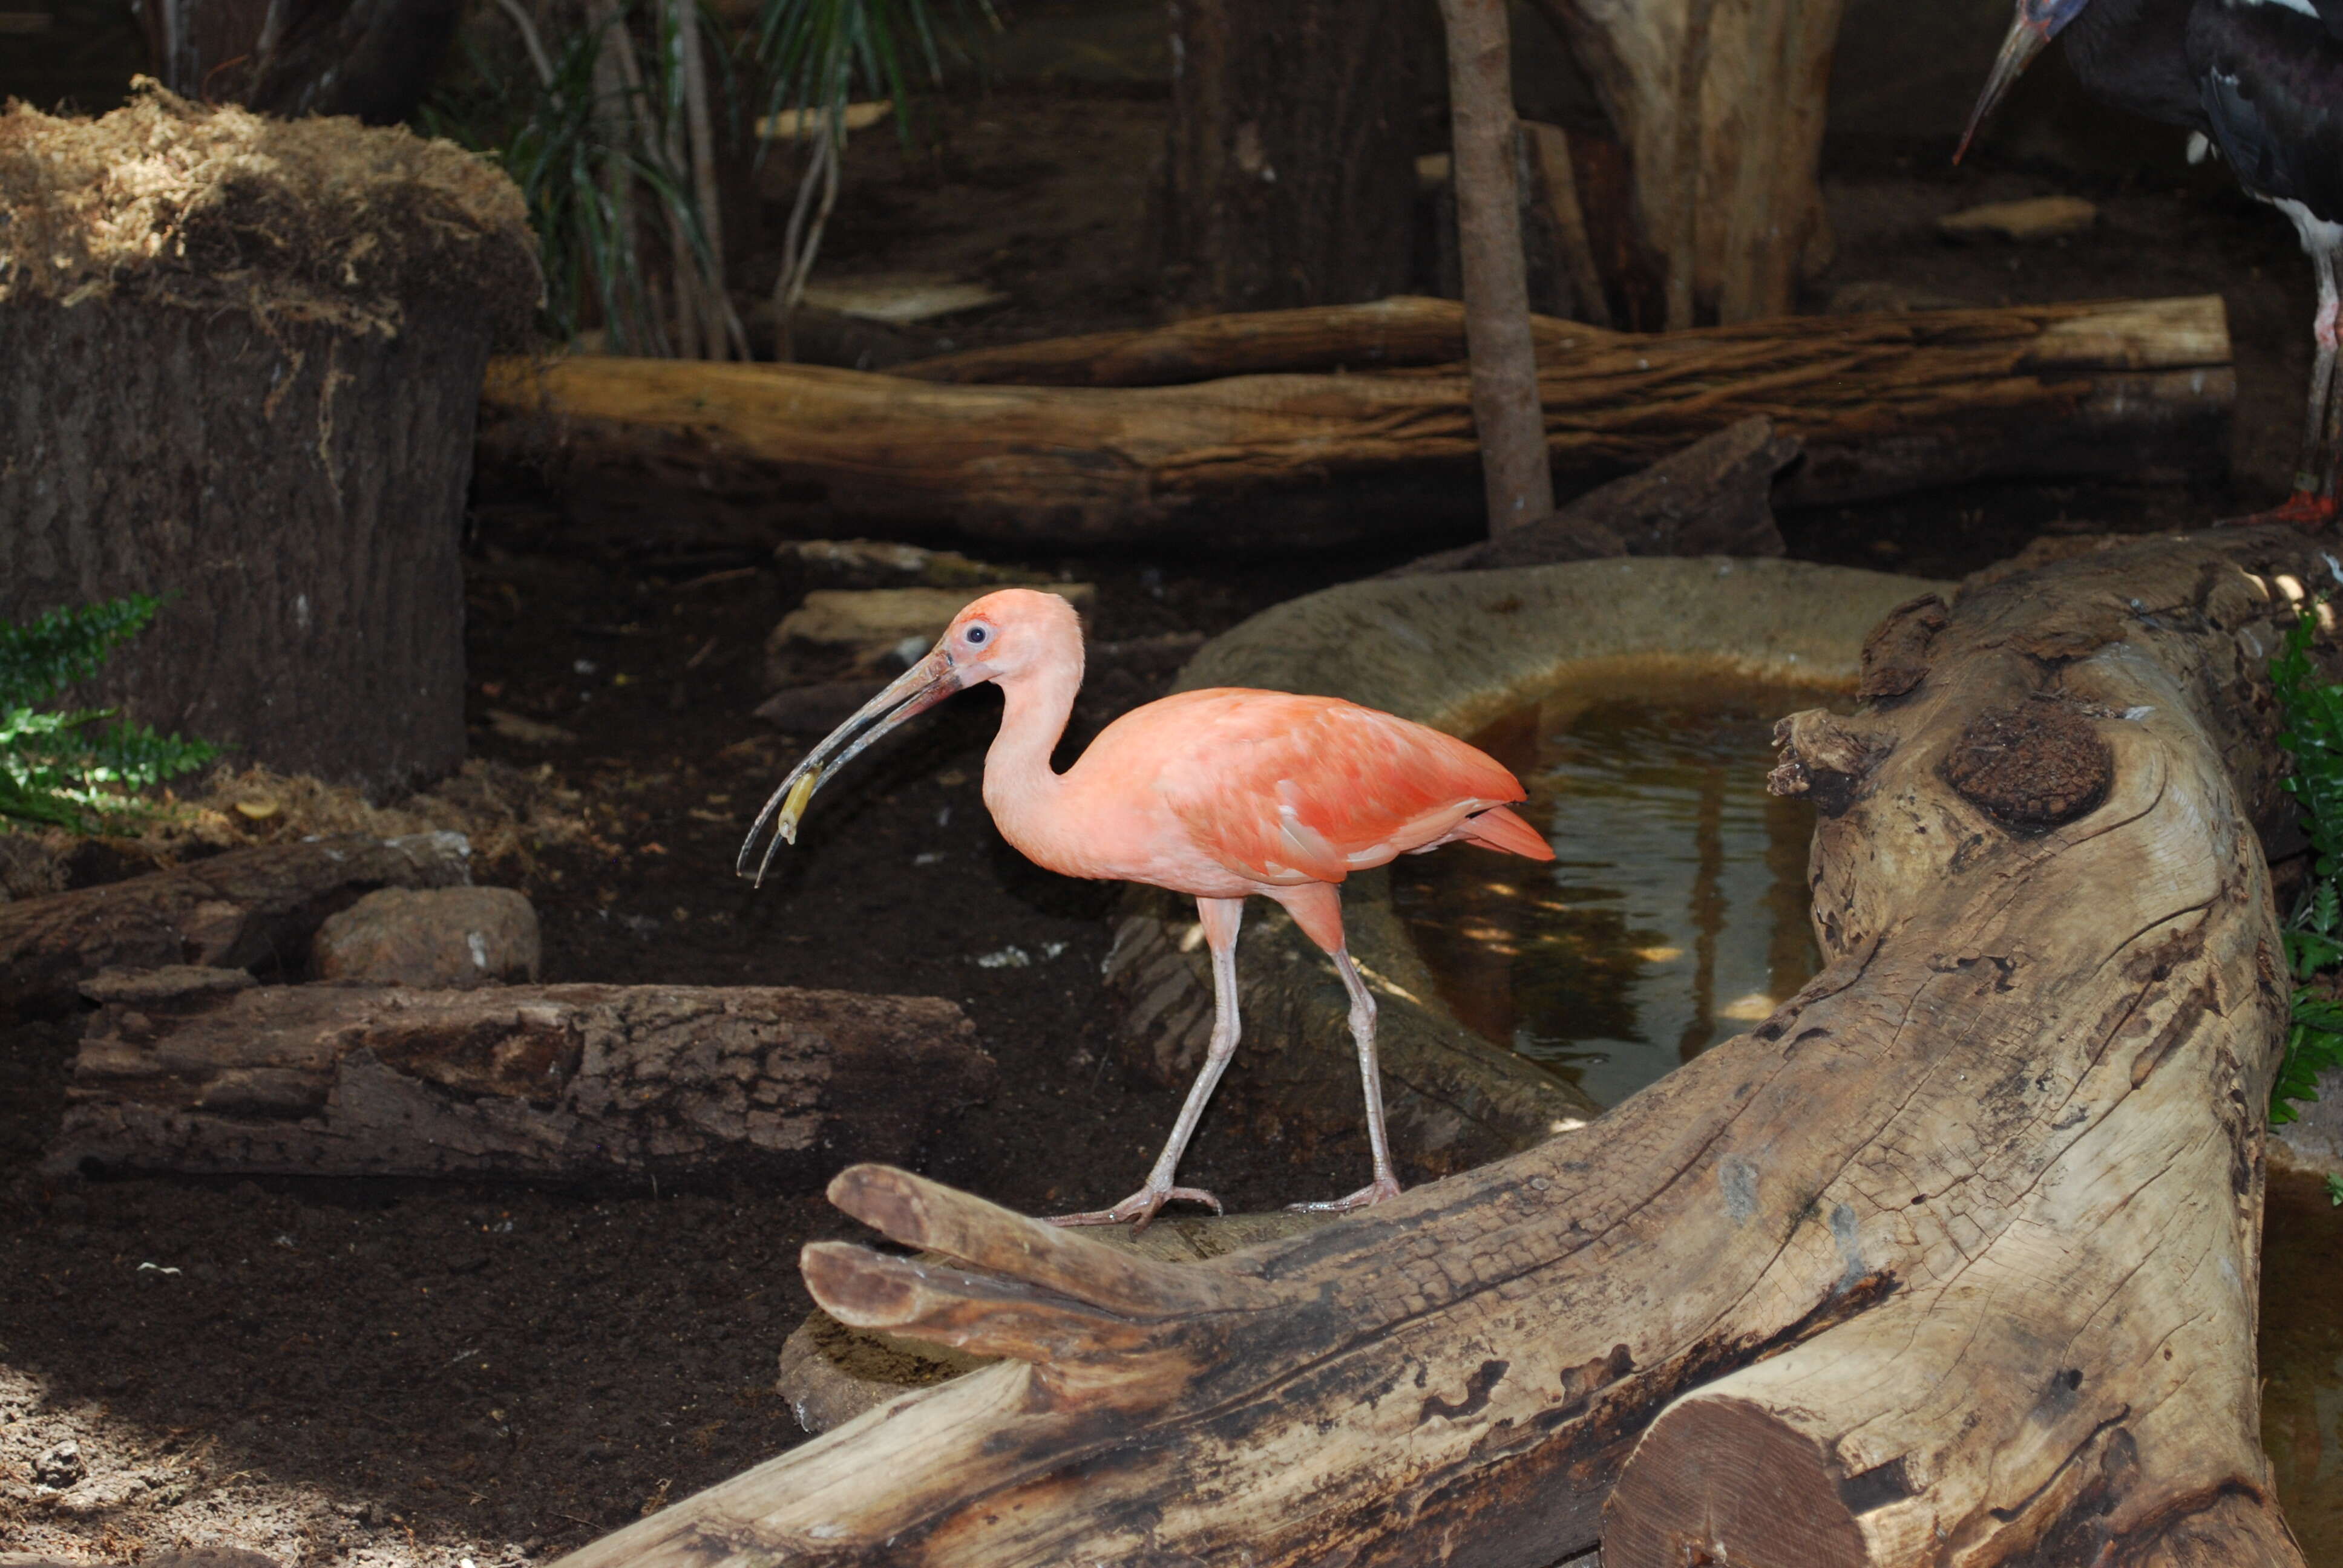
[0, 80, 538, 342]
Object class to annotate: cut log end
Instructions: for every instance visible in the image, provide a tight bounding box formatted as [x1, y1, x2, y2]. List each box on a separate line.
[1603, 1395, 1871, 1568]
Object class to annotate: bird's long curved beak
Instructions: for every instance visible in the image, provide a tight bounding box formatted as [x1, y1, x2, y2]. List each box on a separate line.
[1955, 13, 2053, 165]
[736, 646, 964, 886]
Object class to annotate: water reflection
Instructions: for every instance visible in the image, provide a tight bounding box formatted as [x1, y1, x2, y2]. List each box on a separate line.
[1393, 670, 1844, 1109]
[2263, 1170, 2343, 1563]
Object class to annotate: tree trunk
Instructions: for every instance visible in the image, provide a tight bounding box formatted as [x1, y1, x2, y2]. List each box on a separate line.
[1439, 0, 1556, 535]
[483, 296, 2234, 550]
[0, 93, 537, 789]
[1528, 0, 1847, 327]
[547, 524, 2316, 1568]
[0, 833, 473, 1023]
[1155, 0, 1424, 315]
[48, 972, 995, 1187]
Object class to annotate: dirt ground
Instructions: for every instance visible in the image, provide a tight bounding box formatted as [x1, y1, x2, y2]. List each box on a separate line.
[2, 16, 2339, 1567]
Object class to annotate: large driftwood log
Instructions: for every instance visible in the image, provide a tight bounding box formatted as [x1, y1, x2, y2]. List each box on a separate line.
[554, 526, 2315, 1567]
[486, 297, 2232, 549]
[46, 970, 994, 1185]
[0, 832, 471, 1022]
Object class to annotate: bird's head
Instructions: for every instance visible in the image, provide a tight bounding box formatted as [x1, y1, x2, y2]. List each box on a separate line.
[735, 588, 1086, 885]
[1956, 0, 2093, 163]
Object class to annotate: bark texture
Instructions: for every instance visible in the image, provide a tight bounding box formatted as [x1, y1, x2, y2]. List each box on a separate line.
[48, 973, 995, 1186]
[1156, 0, 1423, 315]
[1529, 0, 1847, 326]
[0, 297, 480, 789]
[0, 833, 472, 1023]
[550, 526, 2315, 1568]
[486, 296, 2233, 550]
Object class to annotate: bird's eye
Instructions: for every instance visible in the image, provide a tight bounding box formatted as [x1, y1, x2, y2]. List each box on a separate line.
[966, 624, 989, 645]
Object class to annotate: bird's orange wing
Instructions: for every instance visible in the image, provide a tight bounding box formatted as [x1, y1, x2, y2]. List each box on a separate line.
[1150, 691, 1530, 885]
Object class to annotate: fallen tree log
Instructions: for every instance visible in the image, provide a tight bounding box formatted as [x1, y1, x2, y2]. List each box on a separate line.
[0, 832, 471, 1023]
[484, 296, 2232, 550]
[555, 524, 2314, 1567]
[45, 970, 994, 1185]
[897, 297, 1607, 387]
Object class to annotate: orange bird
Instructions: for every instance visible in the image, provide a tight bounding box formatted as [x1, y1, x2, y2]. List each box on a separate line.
[738, 589, 1555, 1227]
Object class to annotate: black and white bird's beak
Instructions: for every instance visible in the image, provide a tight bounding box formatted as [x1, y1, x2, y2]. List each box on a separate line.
[1956, 11, 2056, 164]
[735, 646, 964, 886]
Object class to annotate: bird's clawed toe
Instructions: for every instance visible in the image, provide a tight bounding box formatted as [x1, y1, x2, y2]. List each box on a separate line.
[1046, 1184, 1224, 1230]
[1288, 1176, 1403, 1215]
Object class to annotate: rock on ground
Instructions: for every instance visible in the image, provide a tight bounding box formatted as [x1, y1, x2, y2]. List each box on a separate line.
[311, 886, 540, 987]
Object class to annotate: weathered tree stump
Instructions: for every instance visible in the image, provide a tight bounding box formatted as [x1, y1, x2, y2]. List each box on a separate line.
[0, 832, 472, 1022]
[47, 971, 995, 1186]
[1529, 0, 1847, 327]
[485, 296, 2232, 550]
[551, 525, 2315, 1567]
[1155, 0, 1426, 315]
[0, 88, 537, 789]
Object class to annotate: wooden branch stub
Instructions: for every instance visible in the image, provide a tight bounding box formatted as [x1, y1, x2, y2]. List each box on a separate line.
[1856, 593, 1950, 700]
[1603, 1395, 1869, 1568]
[1766, 710, 1886, 814]
[1945, 704, 2115, 830]
[47, 979, 994, 1184]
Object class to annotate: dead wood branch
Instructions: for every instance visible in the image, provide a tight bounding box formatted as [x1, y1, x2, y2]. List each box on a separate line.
[485, 296, 2232, 550]
[552, 524, 2315, 1567]
[0, 833, 470, 1023]
[46, 973, 994, 1184]
[1386, 414, 1794, 575]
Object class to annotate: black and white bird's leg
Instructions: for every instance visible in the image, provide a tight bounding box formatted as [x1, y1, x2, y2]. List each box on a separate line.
[1049, 895, 1245, 1230]
[2302, 220, 2343, 509]
[1288, 946, 1404, 1214]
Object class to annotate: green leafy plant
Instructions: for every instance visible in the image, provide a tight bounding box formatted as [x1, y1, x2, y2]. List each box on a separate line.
[0, 596, 220, 832]
[752, 0, 1000, 336]
[2267, 605, 2343, 1124]
[423, 1, 746, 356]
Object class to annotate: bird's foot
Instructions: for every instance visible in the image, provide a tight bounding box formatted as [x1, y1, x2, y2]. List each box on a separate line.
[1046, 1183, 1224, 1231]
[2216, 490, 2337, 531]
[1286, 1176, 1403, 1215]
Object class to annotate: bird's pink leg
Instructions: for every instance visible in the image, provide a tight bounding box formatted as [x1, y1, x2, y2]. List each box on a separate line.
[1274, 883, 1403, 1215]
[1049, 896, 1244, 1230]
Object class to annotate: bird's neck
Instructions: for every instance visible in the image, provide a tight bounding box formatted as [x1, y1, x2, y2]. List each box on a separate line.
[981, 659, 1082, 867]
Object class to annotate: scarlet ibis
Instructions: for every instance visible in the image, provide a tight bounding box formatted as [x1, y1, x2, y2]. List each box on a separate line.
[1959, 0, 2343, 524]
[738, 588, 1555, 1228]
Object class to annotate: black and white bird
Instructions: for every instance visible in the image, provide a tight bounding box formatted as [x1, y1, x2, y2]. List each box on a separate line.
[1961, 0, 2343, 525]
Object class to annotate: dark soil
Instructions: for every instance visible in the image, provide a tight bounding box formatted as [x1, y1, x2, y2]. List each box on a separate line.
[3, 15, 2339, 1567]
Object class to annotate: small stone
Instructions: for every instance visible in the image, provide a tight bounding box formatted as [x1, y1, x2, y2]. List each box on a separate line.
[764, 585, 1097, 689]
[313, 886, 541, 988]
[782, 538, 1050, 592]
[1936, 195, 2099, 243]
[33, 1439, 84, 1488]
[485, 708, 578, 746]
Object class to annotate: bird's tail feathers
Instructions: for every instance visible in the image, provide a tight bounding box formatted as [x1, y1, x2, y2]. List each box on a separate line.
[1463, 804, 1553, 861]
